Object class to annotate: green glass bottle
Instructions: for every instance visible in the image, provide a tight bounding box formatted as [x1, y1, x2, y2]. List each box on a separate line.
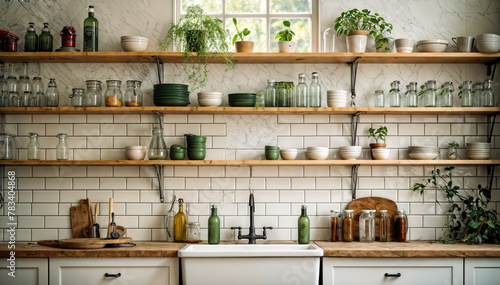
[38, 23, 53, 52]
[83, 5, 98, 52]
[24, 22, 38, 52]
[298, 205, 310, 244]
[208, 204, 220, 244]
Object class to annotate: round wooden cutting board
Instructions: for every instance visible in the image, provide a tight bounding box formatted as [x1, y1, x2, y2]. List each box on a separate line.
[347, 197, 398, 241]
[58, 237, 133, 249]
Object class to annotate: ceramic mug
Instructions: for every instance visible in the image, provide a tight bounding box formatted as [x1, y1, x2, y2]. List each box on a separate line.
[452, 36, 474, 52]
[395, 38, 414, 53]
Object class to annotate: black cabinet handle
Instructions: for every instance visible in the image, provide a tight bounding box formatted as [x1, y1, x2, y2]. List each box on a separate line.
[384, 273, 401, 278]
[105, 273, 122, 278]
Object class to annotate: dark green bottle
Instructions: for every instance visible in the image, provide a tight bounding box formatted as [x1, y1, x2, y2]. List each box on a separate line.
[208, 204, 220, 244]
[298, 205, 310, 244]
[24, 22, 38, 52]
[38, 23, 53, 52]
[83, 5, 98, 52]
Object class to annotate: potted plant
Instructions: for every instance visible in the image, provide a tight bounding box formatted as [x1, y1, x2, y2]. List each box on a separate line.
[372, 15, 393, 52]
[232, 18, 254, 53]
[159, 5, 234, 91]
[368, 126, 388, 160]
[448, 141, 459, 160]
[275, 20, 296, 53]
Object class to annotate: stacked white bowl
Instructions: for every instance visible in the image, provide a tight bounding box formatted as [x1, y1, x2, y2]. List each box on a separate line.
[125, 146, 147, 160]
[408, 146, 440, 160]
[475, 34, 500, 53]
[197, 92, 223, 107]
[280, 148, 298, 160]
[306, 147, 329, 160]
[416, 39, 448, 52]
[466, 142, 491, 159]
[327, 90, 348, 107]
[339, 146, 362, 160]
[121, 36, 148, 52]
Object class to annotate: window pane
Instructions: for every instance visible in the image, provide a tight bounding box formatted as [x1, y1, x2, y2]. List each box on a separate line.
[226, 18, 267, 52]
[270, 0, 311, 14]
[226, 0, 265, 14]
[181, 0, 221, 14]
[270, 18, 311, 52]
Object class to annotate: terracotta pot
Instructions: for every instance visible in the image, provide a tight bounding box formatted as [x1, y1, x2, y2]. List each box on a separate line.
[277, 41, 296, 53]
[235, 41, 254, 53]
[370, 143, 386, 159]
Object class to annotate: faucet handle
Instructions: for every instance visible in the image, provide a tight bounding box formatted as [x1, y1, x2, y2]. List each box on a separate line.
[230, 226, 241, 231]
[262, 226, 273, 240]
[263, 226, 273, 231]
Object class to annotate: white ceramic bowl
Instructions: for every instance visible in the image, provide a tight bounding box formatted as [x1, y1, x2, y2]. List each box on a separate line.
[396, 47, 413, 53]
[327, 90, 348, 94]
[307, 147, 328, 152]
[467, 154, 490, 160]
[395, 38, 414, 48]
[327, 101, 347, 107]
[280, 149, 298, 160]
[125, 146, 147, 160]
[198, 91, 223, 96]
[416, 39, 448, 52]
[198, 98, 222, 107]
[121, 41, 148, 52]
[121, 36, 149, 41]
[408, 152, 439, 160]
[339, 146, 362, 160]
[306, 151, 328, 160]
[372, 148, 390, 160]
[467, 142, 491, 148]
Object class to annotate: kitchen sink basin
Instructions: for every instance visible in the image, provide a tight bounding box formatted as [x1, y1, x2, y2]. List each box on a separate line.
[179, 244, 323, 285]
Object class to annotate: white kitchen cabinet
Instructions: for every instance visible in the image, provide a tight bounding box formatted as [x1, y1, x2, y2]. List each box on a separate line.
[464, 258, 500, 285]
[0, 257, 48, 285]
[323, 257, 463, 285]
[49, 257, 179, 285]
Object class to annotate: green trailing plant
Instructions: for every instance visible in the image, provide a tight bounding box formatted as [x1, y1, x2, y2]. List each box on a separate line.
[255, 89, 263, 109]
[232, 18, 251, 45]
[159, 5, 234, 91]
[275, 20, 295, 42]
[368, 126, 388, 143]
[413, 166, 500, 245]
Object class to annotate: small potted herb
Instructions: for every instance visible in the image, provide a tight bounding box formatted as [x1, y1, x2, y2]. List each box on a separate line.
[448, 141, 459, 160]
[232, 18, 254, 53]
[368, 126, 389, 160]
[275, 20, 296, 53]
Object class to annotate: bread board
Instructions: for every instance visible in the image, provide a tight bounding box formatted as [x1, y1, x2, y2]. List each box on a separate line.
[58, 237, 133, 249]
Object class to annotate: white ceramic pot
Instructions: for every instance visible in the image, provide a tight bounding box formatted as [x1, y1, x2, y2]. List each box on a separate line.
[277, 41, 296, 53]
[346, 35, 367, 52]
[371, 149, 390, 160]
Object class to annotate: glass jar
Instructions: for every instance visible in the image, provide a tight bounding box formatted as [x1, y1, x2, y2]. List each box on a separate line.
[277, 81, 292, 107]
[56, 133, 69, 160]
[396, 210, 408, 242]
[27, 132, 40, 160]
[406, 82, 418, 107]
[38, 23, 53, 52]
[460, 81, 473, 107]
[24, 22, 38, 52]
[379, 210, 388, 242]
[125, 80, 143, 107]
[70, 88, 85, 107]
[423, 80, 437, 107]
[18, 63, 31, 106]
[105, 80, 123, 107]
[482, 79, 495, 107]
[374, 90, 384, 107]
[85, 80, 102, 107]
[0, 133, 17, 160]
[148, 127, 167, 160]
[32, 77, 45, 107]
[46, 78, 59, 107]
[389, 80, 401, 107]
[329, 210, 339, 242]
[448, 145, 457, 160]
[9, 91, 20, 107]
[309, 72, 321, 107]
[264, 79, 277, 107]
[296, 73, 308, 107]
[359, 210, 375, 243]
[472, 82, 484, 107]
[186, 222, 201, 243]
[342, 209, 354, 242]
[440, 82, 454, 107]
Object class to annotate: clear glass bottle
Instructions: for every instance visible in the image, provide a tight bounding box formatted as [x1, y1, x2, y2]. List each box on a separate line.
[83, 5, 99, 52]
[0, 64, 7, 107]
[374, 90, 385, 107]
[165, 202, 175, 242]
[440, 81, 454, 107]
[18, 63, 31, 106]
[389, 80, 401, 107]
[329, 210, 339, 242]
[56, 133, 69, 160]
[24, 22, 38, 52]
[423, 80, 437, 107]
[105, 80, 123, 107]
[309, 72, 321, 107]
[27, 132, 40, 160]
[6, 64, 18, 96]
[287, 81, 295, 107]
[296, 73, 308, 107]
[482, 79, 495, 107]
[406, 82, 418, 107]
[264, 79, 277, 107]
[174, 198, 187, 242]
[46, 78, 59, 107]
[70, 88, 85, 107]
[396, 210, 407, 242]
[359, 210, 375, 243]
[0, 133, 17, 160]
[32, 77, 45, 107]
[298, 205, 310, 244]
[342, 209, 354, 242]
[186, 222, 201, 243]
[85, 80, 102, 107]
[125, 80, 143, 107]
[9, 91, 20, 107]
[472, 82, 484, 107]
[148, 127, 167, 160]
[38, 23, 53, 52]
[379, 210, 388, 242]
[277, 82, 291, 107]
[208, 204, 220, 244]
[460, 80, 473, 107]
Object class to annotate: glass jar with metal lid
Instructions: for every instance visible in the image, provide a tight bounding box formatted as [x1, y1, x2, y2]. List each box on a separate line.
[186, 222, 201, 243]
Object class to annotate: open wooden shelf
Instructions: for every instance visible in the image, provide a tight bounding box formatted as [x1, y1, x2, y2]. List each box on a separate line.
[0, 52, 499, 64]
[1, 159, 498, 166]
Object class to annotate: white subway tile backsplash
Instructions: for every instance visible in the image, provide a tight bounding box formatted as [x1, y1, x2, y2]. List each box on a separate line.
[18, 216, 44, 228]
[279, 190, 304, 202]
[425, 124, 451, 136]
[101, 124, 127, 136]
[291, 178, 315, 190]
[279, 166, 303, 177]
[398, 124, 424, 136]
[291, 124, 316, 136]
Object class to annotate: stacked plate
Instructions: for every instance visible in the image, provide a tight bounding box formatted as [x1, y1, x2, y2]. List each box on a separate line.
[416, 39, 448, 52]
[153, 84, 190, 106]
[466, 142, 491, 160]
[198, 92, 222, 107]
[408, 146, 440, 160]
[228, 93, 256, 107]
[327, 90, 347, 107]
[475, 34, 500, 53]
[306, 147, 329, 160]
[339, 146, 362, 160]
[121, 36, 148, 52]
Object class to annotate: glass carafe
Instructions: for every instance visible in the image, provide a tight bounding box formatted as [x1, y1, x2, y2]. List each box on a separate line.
[482, 79, 495, 107]
[148, 127, 167, 160]
[0, 133, 17, 160]
[309, 72, 321, 107]
[56, 133, 69, 160]
[374, 90, 384, 107]
[264, 79, 277, 107]
[296, 74, 308, 107]
[423, 80, 437, 107]
[46, 78, 59, 107]
[406, 82, 418, 107]
[105, 80, 123, 107]
[85, 80, 102, 107]
[359, 210, 375, 243]
[24, 22, 38, 52]
[460, 81, 473, 107]
[38, 22, 53, 52]
[27, 132, 40, 160]
[472, 82, 484, 107]
[440, 82, 454, 107]
[389, 80, 401, 107]
[70, 88, 85, 107]
[125, 80, 143, 107]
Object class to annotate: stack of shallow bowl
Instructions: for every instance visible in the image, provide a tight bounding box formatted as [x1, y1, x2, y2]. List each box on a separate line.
[339, 146, 362, 160]
[466, 142, 491, 160]
[198, 92, 222, 107]
[153, 84, 190, 106]
[475, 34, 500, 53]
[306, 147, 329, 160]
[121, 36, 148, 52]
[327, 90, 348, 107]
[416, 39, 448, 52]
[408, 146, 440, 160]
[280, 148, 298, 160]
[265, 145, 280, 160]
[186, 135, 206, 160]
[228, 93, 256, 107]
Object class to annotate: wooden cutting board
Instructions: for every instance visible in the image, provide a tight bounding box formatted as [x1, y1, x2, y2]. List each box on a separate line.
[58, 237, 133, 249]
[70, 199, 91, 238]
[347, 197, 398, 242]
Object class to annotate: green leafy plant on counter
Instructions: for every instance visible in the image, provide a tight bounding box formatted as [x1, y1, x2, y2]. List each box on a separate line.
[275, 20, 295, 42]
[368, 126, 388, 143]
[232, 18, 251, 45]
[413, 166, 500, 245]
[159, 5, 234, 91]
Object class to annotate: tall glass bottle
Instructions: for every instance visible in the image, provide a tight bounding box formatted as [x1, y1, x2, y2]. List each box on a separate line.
[24, 22, 38, 52]
[472, 82, 484, 107]
[46, 78, 59, 107]
[296, 73, 308, 107]
[329, 210, 339, 242]
[482, 79, 495, 107]
[423, 80, 437, 107]
[18, 63, 31, 106]
[38, 23, 53, 52]
[406, 82, 418, 107]
[298, 205, 310, 244]
[174, 198, 187, 242]
[208, 204, 220, 244]
[56, 133, 69, 160]
[148, 127, 167, 160]
[460, 81, 473, 107]
[27, 132, 40, 160]
[389, 80, 401, 107]
[379, 210, 388, 242]
[440, 82, 454, 107]
[308, 72, 321, 107]
[374, 90, 384, 107]
[342, 210, 354, 242]
[0, 64, 8, 107]
[264, 79, 277, 107]
[83, 5, 99, 52]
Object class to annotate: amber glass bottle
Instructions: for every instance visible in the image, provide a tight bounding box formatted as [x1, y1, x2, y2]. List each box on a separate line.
[174, 198, 187, 242]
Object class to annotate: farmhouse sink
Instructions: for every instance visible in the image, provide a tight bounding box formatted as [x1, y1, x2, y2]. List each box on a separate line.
[179, 244, 323, 285]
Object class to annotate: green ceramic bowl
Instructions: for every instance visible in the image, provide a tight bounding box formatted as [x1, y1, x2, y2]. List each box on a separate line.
[229, 101, 256, 107]
[186, 135, 207, 143]
[265, 145, 280, 150]
[170, 144, 184, 150]
[188, 143, 207, 148]
[188, 151, 206, 160]
[265, 150, 280, 160]
[154, 99, 190, 106]
[170, 151, 185, 160]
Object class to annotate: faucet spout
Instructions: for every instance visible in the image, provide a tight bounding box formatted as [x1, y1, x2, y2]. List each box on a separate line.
[231, 192, 273, 244]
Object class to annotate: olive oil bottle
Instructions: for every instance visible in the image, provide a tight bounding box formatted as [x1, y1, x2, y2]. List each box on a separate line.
[298, 205, 310, 244]
[83, 5, 98, 51]
[174, 198, 187, 242]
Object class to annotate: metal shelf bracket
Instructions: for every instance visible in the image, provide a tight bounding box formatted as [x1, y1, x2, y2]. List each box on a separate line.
[347, 57, 362, 105]
[351, 111, 362, 146]
[487, 112, 498, 143]
[487, 165, 496, 194]
[486, 59, 498, 81]
[351, 164, 360, 200]
[154, 165, 165, 203]
[153, 56, 164, 84]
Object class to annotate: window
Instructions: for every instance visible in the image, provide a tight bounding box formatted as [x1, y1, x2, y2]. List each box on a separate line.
[175, 0, 318, 52]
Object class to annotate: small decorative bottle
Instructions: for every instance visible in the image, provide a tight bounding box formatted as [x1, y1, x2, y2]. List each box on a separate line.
[440, 82, 454, 107]
[406, 82, 418, 107]
[46, 78, 59, 107]
[342, 209, 354, 242]
[264, 79, 277, 107]
[27, 132, 40, 160]
[308, 72, 321, 107]
[379, 210, 388, 242]
[38, 23, 53, 52]
[208, 204, 220, 244]
[296, 73, 308, 107]
[359, 210, 375, 243]
[460, 81, 473, 107]
[329, 210, 339, 242]
[125, 80, 143, 107]
[482, 79, 495, 107]
[24, 22, 38, 52]
[298, 205, 310, 244]
[174, 198, 187, 242]
[396, 210, 408, 242]
[389, 80, 401, 107]
[148, 127, 168, 160]
[374, 90, 384, 107]
[56, 133, 69, 160]
[423, 80, 437, 107]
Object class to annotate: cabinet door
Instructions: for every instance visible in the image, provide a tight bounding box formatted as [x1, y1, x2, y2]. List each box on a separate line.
[465, 258, 500, 285]
[0, 257, 48, 285]
[323, 257, 463, 285]
[49, 257, 178, 285]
